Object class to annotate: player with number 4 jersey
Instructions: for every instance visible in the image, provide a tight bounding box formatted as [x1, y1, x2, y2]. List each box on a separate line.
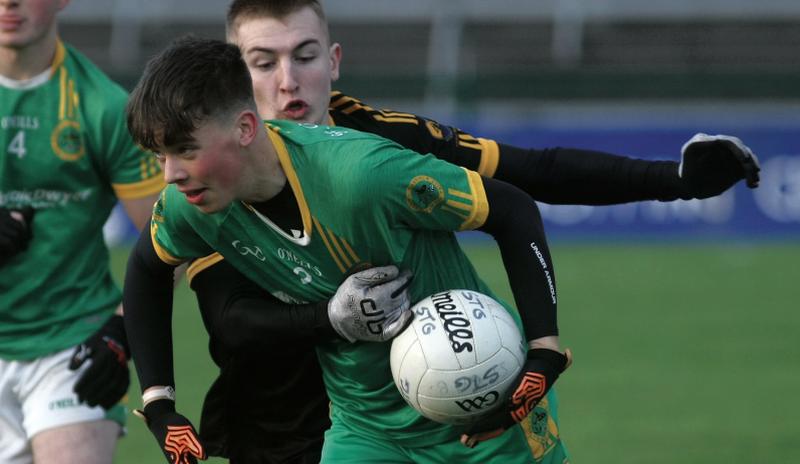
[1, 6, 163, 461]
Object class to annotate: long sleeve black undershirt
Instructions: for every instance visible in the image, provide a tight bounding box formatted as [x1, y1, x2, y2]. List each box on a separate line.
[493, 143, 690, 205]
[123, 226, 178, 390]
[478, 175, 559, 340]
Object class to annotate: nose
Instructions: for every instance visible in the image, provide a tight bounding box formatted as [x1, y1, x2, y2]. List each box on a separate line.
[278, 60, 298, 93]
[163, 156, 188, 184]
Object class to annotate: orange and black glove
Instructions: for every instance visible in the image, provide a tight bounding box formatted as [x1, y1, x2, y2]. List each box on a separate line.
[461, 348, 572, 447]
[134, 399, 206, 464]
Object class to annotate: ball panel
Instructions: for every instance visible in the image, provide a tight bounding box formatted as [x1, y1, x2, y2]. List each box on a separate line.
[393, 339, 427, 410]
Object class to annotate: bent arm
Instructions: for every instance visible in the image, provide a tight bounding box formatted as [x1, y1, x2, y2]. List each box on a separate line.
[190, 259, 336, 354]
[477, 177, 559, 346]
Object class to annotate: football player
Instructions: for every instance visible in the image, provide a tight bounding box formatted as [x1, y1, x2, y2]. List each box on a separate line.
[0, 0, 163, 463]
[169, 1, 760, 463]
[123, 37, 571, 464]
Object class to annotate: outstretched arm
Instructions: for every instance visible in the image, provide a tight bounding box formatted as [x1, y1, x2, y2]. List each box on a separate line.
[329, 94, 759, 205]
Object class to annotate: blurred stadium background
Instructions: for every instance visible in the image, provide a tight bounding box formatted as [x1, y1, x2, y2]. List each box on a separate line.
[57, 0, 800, 462]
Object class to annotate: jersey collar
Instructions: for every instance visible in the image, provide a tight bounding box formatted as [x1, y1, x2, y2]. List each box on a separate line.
[263, 123, 313, 242]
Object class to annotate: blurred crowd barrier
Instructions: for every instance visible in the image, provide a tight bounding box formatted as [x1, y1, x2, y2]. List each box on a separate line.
[82, 1, 798, 244]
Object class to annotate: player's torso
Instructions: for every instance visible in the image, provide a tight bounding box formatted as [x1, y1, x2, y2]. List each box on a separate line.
[0, 45, 123, 358]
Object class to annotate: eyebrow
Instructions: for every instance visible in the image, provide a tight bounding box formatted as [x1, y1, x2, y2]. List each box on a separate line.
[246, 39, 321, 56]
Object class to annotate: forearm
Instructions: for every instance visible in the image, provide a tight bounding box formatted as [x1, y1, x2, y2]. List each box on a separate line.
[123, 226, 178, 390]
[191, 259, 336, 352]
[494, 143, 688, 205]
[477, 177, 559, 342]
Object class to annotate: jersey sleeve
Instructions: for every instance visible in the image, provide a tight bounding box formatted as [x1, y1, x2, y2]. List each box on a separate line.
[88, 83, 165, 200]
[149, 187, 214, 265]
[329, 92, 500, 177]
[351, 138, 490, 233]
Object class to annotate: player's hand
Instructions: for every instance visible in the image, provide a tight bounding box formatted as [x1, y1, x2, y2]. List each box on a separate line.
[68, 314, 130, 409]
[328, 265, 414, 342]
[679, 133, 760, 199]
[0, 206, 35, 264]
[134, 399, 206, 464]
[461, 348, 572, 448]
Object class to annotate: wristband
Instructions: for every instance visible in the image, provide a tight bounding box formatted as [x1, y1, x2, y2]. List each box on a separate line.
[142, 386, 176, 408]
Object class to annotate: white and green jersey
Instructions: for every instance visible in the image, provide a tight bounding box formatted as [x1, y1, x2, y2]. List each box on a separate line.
[153, 120, 502, 446]
[0, 41, 164, 359]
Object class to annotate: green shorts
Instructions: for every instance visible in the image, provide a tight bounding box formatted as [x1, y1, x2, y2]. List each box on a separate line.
[321, 390, 569, 464]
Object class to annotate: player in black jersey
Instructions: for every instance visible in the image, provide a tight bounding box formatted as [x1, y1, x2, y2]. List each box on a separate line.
[142, 1, 760, 463]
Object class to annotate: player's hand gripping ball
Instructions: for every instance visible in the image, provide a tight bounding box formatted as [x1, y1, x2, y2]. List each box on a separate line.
[390, 290, 526, 425]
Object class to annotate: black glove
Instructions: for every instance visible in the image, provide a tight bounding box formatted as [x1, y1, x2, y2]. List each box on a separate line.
[679, 133, 760, 199]
[68, 314, 130, 409]
[134, 399, 206, 464]
[461, 348, 572, 447]
[0, 206, 35, 264]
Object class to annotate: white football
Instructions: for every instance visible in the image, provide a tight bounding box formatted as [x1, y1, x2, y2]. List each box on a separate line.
[390, 289, 526, 425]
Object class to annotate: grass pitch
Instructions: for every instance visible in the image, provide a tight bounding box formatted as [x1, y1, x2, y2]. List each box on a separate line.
[112, 241, 800, 464]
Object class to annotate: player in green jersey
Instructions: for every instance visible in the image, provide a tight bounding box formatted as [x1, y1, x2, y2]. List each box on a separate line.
[0, 1, 163, 463]
[122, 37, 572, 464]
[172, 2, 761, 463]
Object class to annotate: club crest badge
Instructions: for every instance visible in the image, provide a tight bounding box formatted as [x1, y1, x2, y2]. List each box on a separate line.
[50, 120, 85, 162]
[406, 175, 444, 213]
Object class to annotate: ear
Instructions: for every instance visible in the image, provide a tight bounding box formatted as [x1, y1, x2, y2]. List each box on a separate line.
[236, 110, 260, 147]
[329, 42, 342, 82]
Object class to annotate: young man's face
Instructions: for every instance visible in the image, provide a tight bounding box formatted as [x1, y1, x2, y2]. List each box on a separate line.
[229, 7, 340, 125]
[0, 0, 67, 50]
[157, 118, 246, 214]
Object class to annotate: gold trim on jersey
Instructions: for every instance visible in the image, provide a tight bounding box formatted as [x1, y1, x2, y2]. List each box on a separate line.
[150, 221, 184, 266]
[329, 93, 418, 125]
[186, 253, 225, 285]
[311, 216, 363, 275]
[58, 66, 79, 120]
[113, 175, 166, 199]
[459, 169, 489, 230]
[50, 41, 66, 77]
[312, 217, 346, 273]
[476, 138, 500, 178]
[265, 124, 313, 239]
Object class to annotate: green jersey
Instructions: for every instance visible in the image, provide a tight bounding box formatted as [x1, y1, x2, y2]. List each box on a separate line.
[0, 41, 164, 359]
[153, 120, 502, 446]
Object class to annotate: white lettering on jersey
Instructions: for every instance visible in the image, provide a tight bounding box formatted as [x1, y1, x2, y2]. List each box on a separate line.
[232, 240, 266, 261]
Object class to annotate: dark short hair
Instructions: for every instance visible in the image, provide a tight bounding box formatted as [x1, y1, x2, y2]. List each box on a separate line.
[126, 36, 256, 151]
[226, 0, 328, 39]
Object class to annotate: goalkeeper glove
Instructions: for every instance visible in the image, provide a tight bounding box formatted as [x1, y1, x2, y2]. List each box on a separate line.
[328, 265, 413, 342]
[0, 206, 34, 264]
[134, 397, 206, 464]
[679, 133, 760, 199]
[68, 314, 130, 409]
[461, 348, 572, 448]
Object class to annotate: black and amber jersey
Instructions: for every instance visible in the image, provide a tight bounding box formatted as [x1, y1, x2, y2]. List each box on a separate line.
[328, 91, 500, 177]
[328, 91, 689, 206]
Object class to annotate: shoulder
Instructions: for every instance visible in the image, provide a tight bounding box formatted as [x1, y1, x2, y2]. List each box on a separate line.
[61, 43, 129, 106]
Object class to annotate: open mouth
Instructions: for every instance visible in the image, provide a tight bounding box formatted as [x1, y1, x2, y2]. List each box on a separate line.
[283, 101, 308, 120]
[181, 188, 206, 204]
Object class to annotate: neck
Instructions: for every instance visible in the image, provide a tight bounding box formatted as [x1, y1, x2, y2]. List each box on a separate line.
[0, 31, 59, 80]
[241, 127, 287, 203]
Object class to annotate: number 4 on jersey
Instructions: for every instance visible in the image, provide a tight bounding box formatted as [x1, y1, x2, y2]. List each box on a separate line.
[7, 130, 26, 159]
